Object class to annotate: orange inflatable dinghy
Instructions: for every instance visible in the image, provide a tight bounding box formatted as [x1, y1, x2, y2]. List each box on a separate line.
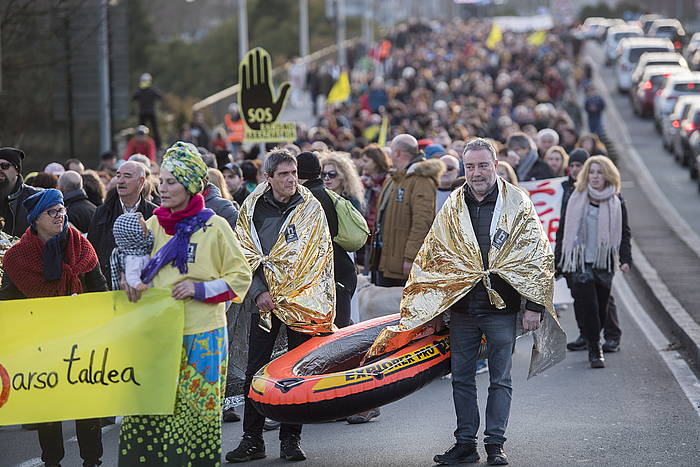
[248, 314, 451, 424]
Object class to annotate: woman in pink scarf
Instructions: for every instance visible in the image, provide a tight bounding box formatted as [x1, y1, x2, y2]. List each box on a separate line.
[554, 156, 632, 369]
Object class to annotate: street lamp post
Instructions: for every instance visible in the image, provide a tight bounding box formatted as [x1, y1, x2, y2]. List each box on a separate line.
[336, 0, 347, 68]
[300, 0, 309, 58]
[97, 0, 112, 154]
[238, 0, 248, 61]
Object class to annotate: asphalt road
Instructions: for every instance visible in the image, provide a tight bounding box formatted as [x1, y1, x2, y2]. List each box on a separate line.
[3, 279, 699, 467]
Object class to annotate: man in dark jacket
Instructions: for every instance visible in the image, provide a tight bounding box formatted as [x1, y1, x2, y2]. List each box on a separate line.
[58, 171, 96, 233]
[434, 139, 545, 467]
[132, 73, 162, 148]
[297, 152, 357, 328]
[203, 182, 238, 229]
[558, 149, 622, 353]
[87, 161, 156, 287]
[227, 149, 330, 464]
[0, 147, 42, 237]
[506, 132, 554, 181]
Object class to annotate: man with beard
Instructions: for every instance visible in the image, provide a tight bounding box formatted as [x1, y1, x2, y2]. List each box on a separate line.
[0, 147, 41, 237]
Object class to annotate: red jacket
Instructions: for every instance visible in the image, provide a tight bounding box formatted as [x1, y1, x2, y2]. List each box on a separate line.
[123, 137, 156, 161]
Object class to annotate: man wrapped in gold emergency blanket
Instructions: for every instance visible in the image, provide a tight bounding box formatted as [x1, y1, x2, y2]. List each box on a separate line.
[366, 178, 566, 378]
[236, 181, 336, 335]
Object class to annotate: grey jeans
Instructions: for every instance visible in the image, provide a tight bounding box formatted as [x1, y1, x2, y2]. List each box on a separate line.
[449, 312, 517, 446]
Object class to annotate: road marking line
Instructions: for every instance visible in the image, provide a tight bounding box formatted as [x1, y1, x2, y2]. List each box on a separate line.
[614, 275, 700, 417]
[14, 459, 42, 467]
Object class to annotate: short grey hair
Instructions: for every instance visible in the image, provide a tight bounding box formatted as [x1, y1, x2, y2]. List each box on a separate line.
[462, 138, 497, 160]
[123, 159, 148, 178]
[391, 134, 419, 157]
[537, 128, 559, 144]
[58, 170, 83, 191]
[263, 149, 297, 176]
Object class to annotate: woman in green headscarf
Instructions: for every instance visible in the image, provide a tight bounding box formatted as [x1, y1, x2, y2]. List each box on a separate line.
[118, 142, 252, 466]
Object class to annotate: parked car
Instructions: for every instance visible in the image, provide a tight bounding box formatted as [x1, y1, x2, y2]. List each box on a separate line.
[648, 18, 686, 52]
[616, 37, 675, 92]
[673, 101, 700, 167]
[686, 127, 700, 177]
[684, 32, 700, 61]
[605, 25, 644, 65]
[630, 52, 688, 86]
[639, 14, 663, 35]
[661, 95, 700, 150]
[654, 72, 700, 130]
[582, 17, 613, 40]
[631, 65, 688, 117]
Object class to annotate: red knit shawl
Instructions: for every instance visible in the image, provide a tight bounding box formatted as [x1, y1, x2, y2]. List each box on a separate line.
[3, 226, 98, 298]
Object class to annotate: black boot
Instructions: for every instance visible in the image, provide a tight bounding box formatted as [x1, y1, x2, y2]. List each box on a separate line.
[485, 444, 509, 465]
[602, 338, 620, 352]
[433, 443, 480, 464]
[588, 341, 605, 368]
[225, 434, 266, 463]
[280, 435, 306, 461]
[566, 335, 587, 351]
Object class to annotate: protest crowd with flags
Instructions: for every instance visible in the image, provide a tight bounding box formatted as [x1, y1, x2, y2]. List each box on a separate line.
[0, 15, 638, 467]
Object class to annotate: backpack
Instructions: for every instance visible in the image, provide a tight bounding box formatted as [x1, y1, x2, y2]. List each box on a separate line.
[324, 189, 369, 252]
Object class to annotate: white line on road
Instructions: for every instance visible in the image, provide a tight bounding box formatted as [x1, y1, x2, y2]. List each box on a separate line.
[13, 459, 42, 467]
[614, 276, 700, 417]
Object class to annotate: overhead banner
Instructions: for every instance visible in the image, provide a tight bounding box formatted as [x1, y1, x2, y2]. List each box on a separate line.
[238, 47, 296, 143]
[0, 288, 184, 425]
[519, 177, 566, 246]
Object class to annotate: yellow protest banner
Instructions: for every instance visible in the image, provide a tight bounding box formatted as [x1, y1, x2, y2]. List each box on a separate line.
[527, 30, 547, 46]
[0, 288, 184, 425]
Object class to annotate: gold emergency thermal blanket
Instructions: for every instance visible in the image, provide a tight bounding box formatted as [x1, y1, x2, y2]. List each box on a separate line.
[236, 182, 336, 335]
[0, 230, 18, 283]
[366, 179, 566, 378]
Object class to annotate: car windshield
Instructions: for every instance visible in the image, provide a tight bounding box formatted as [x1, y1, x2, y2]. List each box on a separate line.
[615, 32, 639, 41]
[674, 82, 700, 93]
[656, 26, 679, 36]
[630, 47, 672, 62]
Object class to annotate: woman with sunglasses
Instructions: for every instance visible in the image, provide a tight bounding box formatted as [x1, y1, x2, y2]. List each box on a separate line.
[319, 151, 365, 211]
[1, 188, 107, 467]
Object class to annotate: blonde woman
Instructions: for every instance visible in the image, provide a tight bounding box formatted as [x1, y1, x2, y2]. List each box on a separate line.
[544, 146, 569, 177]
[554, 155, 631, 369]
[207, 167, 233, 200]
[496, 160, 518, 185]
[319, 151, 365, 211]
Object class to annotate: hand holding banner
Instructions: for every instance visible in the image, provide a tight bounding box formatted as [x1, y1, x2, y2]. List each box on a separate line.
[0, 288, 184, 425]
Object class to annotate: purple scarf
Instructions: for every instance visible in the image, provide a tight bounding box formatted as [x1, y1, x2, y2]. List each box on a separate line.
[140, 209, 215, 284]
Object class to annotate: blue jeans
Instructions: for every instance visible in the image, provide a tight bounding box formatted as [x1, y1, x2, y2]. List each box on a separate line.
[450, 312, 517, 446]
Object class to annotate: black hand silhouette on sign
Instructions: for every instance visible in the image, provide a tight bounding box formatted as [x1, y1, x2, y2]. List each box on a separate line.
[239, 48, 291, 131]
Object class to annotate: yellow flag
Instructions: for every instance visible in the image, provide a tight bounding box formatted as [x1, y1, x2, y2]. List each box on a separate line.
[527, 30, 547, 46]
[327, 71, 351, 104]
[378, 116, 389, 146]
[486, 24, 502, 50]
[0, 288, 184, 425]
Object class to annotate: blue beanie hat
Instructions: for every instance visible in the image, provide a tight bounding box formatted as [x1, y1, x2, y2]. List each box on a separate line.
[424, 144, 446, 159]
[24, 189, 64, 225]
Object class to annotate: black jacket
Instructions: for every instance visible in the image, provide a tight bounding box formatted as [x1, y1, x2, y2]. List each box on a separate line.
[554, 192, 632, 275]
[303, 179, 357, 292]
[247, 190, 304, 301]
[560, 176, 576, 210]
[87, 189, 157, 287]
[521, 158, 555, 182]
[204, 183, 238, 230]
[451, 183, 544, 315]
[64, 189, 97, 233]
[0, 177, 41, 237]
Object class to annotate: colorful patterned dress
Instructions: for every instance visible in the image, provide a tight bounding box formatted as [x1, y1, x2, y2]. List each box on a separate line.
[118, 211, 252, 466]
[119, 328, 228, 466]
